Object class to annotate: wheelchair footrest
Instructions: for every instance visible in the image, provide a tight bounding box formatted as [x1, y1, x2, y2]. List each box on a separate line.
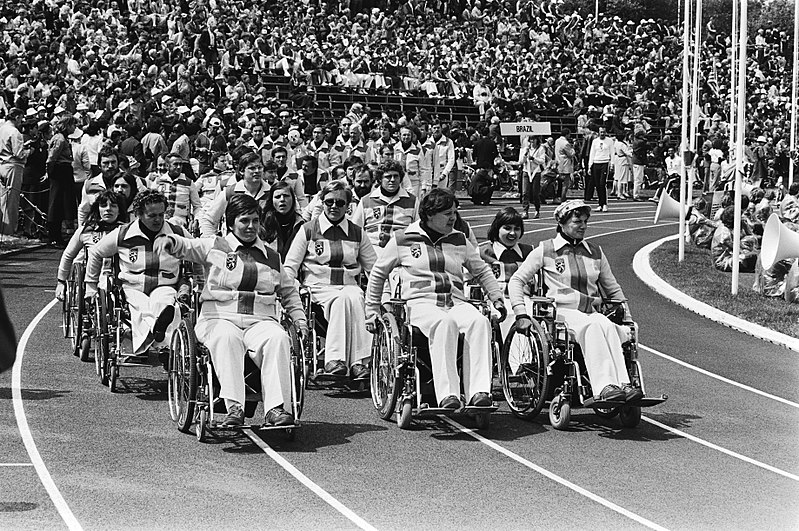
[583, 397, 626, 409]
[258, 422, 301, 432]
[639, 395, 668, 408]
[415, 405, 498, 418]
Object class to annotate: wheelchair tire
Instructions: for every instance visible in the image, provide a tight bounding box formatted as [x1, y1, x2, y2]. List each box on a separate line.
[500, 322, 549, 420]
[549, 397, 570, 430]
[593, 407, 619, 419]
[397, 398, 413, 430]
[196, 408, 209, 443]
[79, 335, 92, 363]
[169, 319, 197, 433]
[371, 313, 403, 421]
[288, 323, 305, 420]
[619, 405, 641, 428]
[69, 264, 85, 354]
[96, 293, 110, 386]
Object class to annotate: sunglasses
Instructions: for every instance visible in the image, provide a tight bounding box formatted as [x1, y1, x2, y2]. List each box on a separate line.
[323, 198, 347, 207]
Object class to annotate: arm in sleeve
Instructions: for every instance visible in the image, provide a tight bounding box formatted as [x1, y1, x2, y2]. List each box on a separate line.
[189, 181, 202, 219]
[282, 227, 308, 283]
[164, 234, 214, 264]
[358, 233, 377, 273]
[463, 240, 502, 303]
[508, 245, 544, 316]
[293, 177, 308, 210]
[57, 229, 86, 282]
[199, 192, 226, 237]
[46, 135, 66, 165]
[365, 237, 399, 317]
[350, 200, 365, 228]
[442, 140, 456, 177]
[588, 139, 596, 168]
[276, 265, 307, 327]
[85, 228, 120, 287]
[596, 247, 625, 301]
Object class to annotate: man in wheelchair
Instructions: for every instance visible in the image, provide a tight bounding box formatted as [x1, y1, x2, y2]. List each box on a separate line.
[85, 190, 188, 361]
[508, 199, 642, 404]
[157, 194, 308, 427]
[365, 188, 507, 410]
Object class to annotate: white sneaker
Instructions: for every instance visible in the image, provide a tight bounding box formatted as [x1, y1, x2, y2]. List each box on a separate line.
[600, 205, 608, 212]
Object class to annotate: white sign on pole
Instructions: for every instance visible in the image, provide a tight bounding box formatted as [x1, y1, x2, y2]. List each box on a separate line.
[499, 122, 552, 136]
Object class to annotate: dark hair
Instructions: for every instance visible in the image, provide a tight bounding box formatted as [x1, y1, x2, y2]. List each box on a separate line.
[261, 181, 297, 242]
[98, 145, 120, 162]
[271, 145, 288, 157]
[720, 205, 735, 229]
[790, 182, 799, 196]
[112, 172, 140, 203]
[419, 188, 456, 224]
[132, 189, 168, 216]
[86, 190, 128, 230]
[487, 207, 524, 242]
[238, 151, 262, 172]
[225, 194, 262, 232]
[344, 155, 363, 169]
[377, 159, 404, 179]
[300, 155, 318, 169]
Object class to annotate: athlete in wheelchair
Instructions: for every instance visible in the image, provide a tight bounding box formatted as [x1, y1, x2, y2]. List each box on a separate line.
[85, 190, 188, 389]
[505, 199, 666, 429]
[159, 194, 307, 436]
[56, 190, 128, 361]
[365, 188, 507, 429]
[284, 180, 377, 386]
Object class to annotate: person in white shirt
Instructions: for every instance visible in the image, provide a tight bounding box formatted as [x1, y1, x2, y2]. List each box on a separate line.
[586, 127, 614, 212]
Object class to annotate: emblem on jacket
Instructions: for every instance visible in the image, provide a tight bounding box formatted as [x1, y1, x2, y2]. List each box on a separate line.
[410, 243, 421, 258]
[315, 241, 325, 256]
[92, 233, 101, 243]
[129, 248, 138, 263]
[372, 207, 382, 219]
[491, 262, 502, 278]
[555, 257, 565, 274]
[225, 252, 238, 270]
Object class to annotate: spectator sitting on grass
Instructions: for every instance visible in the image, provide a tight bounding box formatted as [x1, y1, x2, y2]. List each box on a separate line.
[753, 220, 799, 302]
[711, 205, 760, 273]
[779, 182, 799, 222]
[687, 197, 718, 249]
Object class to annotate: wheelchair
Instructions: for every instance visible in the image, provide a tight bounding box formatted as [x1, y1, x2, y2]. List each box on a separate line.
[168, 284, 305, 442]
[370, 288, 499, 430]
[299, 285, 369, 392]
[62, 254, 92, 361]
[499, 274, 667, 430]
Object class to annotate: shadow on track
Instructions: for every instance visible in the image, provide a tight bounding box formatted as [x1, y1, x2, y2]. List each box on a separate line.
[0, 387, 71, 400]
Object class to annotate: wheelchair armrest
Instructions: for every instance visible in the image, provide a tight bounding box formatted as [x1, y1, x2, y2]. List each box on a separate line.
[528, 296, 554, 305]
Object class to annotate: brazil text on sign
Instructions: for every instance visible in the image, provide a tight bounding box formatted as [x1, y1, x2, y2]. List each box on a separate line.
[499, 122, 552, 136]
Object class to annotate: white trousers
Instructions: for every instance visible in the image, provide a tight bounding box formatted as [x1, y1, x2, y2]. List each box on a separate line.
[312, 285, 370, 366]
[124, 286, 179, 354]
[195, 318, 291, 411]
[558, 308, 630, 393]
[408, 301, 491, 404]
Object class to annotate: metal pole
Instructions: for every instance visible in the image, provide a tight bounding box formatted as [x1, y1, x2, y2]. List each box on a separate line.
[688, 0, 703, 196]
[790, 0, 799, 185]
[729, 0, 737, 154]
[678, 0, 691, 262]
[732, 0, 748, 295]
[595, 0, 599, 21]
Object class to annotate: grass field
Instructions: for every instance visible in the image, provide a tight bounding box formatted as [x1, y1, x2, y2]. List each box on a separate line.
[649, 240, 799, 339]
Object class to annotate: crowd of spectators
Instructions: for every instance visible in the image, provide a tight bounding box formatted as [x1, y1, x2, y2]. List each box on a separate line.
[0, 0, 797, 242]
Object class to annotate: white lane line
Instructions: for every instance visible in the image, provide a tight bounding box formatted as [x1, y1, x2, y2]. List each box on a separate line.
[639, 344, 799, 410]
[0, 463, 34, 466]
[441, 417, 669, 531]
[12, 299, 83, 531]
[641, 416, 799, 482]
[243, 429, 378, 531]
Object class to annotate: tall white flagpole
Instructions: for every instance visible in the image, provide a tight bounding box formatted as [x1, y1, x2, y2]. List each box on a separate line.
[679, 0, 691, 262]
[790, 0, 799, 185]
[729, 0, 737, 154]
[732, 0, 748, 295]
[688, 0, 703, 196]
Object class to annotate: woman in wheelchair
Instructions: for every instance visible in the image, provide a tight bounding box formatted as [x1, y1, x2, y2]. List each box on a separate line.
[508, 199, 641, 404]
[85, 190, 187, 360]
[157, 194, 308, 427]
[478, 207, 533, 342]
[365, 188, 507, 410]
[284, 180, 377, 380]
[56, 190, 128, 302]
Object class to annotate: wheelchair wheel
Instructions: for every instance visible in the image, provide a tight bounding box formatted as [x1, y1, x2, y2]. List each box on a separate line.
[68, 266, 85, 353]
[397, 398, 413, 430]
[619, 405, 641, 428]
[288, 322, 305, 420]
[593, 407, 619, 419]
[79, 335, 92, 363]
[500, 321, 549, 420]
[371, 313, 403, 421]
[196, 408, 209, 443]
[549, 394, 571, 430]
[96, 293, 110, 386]
[109, 361, 119, 393]
[168, 319, 197, 433]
